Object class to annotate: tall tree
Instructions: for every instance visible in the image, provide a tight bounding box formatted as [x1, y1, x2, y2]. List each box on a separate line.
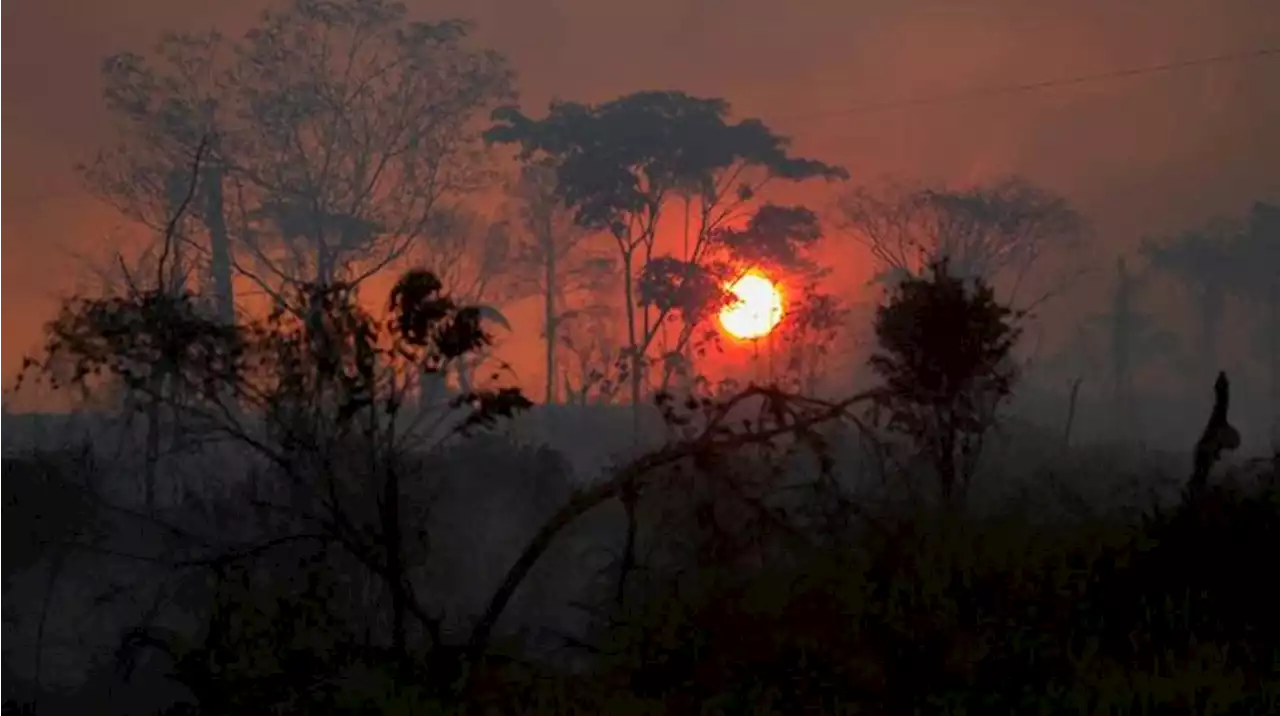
[89, 0, 515, 324]
[1234, 202, 1280, 450]
[224, 0, 514, 298]
[1099, 256, 1180, 440]
[838, 177, 1084, 308]
[486, 91, 847, 410]
[869, 259, 1023, 509]
[1141, 221, 1239, 385]
[501, 160, 617, 403]
[85, 31, 237, 324]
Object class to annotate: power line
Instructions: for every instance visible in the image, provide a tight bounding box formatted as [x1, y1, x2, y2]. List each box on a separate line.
[776, 46, 1280, 124]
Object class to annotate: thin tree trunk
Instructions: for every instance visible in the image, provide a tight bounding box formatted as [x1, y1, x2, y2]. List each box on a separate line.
[1271, 279, 1279, 455]
[32, 547, 67, 710]
[144, 393, 161, 511]
[623, 250, 642, 432]
[544, 241, 558, 404]
[1063, 376, 1083, 448]
[204, 164, 235, 325]
[381, 461, 407, 659]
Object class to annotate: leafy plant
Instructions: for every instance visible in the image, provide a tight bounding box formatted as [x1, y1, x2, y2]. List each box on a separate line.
[868, 258, 1023, 508]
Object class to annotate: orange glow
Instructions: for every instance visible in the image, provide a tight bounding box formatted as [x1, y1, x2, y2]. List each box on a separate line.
[718, 272, 784, 340]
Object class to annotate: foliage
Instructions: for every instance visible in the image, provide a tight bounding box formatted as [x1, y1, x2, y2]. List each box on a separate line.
[486, 90, 847, 405]
[713, 204, 825, 276]
[14, 269, 533, 704]
[486, 92, 846, 237]
[582, 481, 1280, 714]
[869, 259, 1024, 506]
[636, 256, 730, 324]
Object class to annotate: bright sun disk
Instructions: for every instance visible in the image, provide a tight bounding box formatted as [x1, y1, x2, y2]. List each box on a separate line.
[718, 272, 784, 340]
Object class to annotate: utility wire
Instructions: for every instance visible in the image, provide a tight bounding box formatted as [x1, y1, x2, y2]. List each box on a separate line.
[8, 47, 1278, 209]
[776, 46, 1280, 124]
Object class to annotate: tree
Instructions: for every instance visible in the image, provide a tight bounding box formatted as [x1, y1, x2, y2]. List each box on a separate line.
[1087, 256, 1181, 441]
[702, 204, 837, 391]
[501, 160, 618, 403]
[838, 177, 1084, 308]
[868, 259, 1023, 508]
[486, 91, 847, 412]
[1233, 202, 1280, 451]
[85, 31, 237, 324]
[407, 204, 521, 400]
[773, 282, 849, 395]
[226, 0, 513, 298]
[88, 0, 515, 321]
[559, 304, 627, 406]
[1141, 220, 1240, 386]
[19, 266, 532, 691]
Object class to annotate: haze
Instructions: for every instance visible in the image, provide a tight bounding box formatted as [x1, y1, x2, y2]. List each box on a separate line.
[3, 0, 1278, 426]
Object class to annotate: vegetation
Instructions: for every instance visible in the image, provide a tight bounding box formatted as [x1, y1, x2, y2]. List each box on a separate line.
[4, 1, 1279, 714]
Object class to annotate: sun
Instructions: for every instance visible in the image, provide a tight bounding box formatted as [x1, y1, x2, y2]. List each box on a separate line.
[719, 272, 784, 340]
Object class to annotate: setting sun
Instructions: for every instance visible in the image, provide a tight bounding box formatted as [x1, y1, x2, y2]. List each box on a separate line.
[718, 272, 785, 340]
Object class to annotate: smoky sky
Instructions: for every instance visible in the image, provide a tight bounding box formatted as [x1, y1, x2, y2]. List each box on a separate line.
[3, 0, 1278, 386]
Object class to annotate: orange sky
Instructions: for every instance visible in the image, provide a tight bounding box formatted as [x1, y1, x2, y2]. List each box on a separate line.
[3, 0, 1279, 400]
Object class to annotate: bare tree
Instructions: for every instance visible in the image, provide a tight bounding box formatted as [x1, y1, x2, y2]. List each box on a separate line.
[85, 0, 514, 326]
[222, 0, 512, 301]
[83, 31, 236, 324]
[559, 304, 626, 406]
[837, 177, 1085, 309]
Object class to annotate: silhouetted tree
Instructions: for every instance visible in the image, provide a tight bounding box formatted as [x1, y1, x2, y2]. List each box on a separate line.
[838, 177, 1084, 308]
[501, 160, 618, 403]
[85, 31, 237, 325]
[707, 205, 837, 390]
[19, 266, 532, 697]
[225, 0, 513, 297]
[868, 259, 1023, 508]
[1141, 221, 1239, 386]
[412, 206, 518, 401]
[486, 91, 847, 410]
[558, 304, 626, 405]
[1234, 202, 1280, 451]
[1098, 256, 1180, 440]
[89, 0, 514, 319]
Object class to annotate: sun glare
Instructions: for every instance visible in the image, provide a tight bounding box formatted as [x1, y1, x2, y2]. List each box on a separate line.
[718, 272, 784, 340]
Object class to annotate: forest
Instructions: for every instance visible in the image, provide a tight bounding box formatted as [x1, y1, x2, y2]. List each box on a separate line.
[3, 0, 1279, 714]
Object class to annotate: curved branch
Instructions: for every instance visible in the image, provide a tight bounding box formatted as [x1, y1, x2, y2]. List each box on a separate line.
[464, 387, 873, 661]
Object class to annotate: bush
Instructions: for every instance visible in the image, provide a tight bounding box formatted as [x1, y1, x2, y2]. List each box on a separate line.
[579, 482, 1280, 714]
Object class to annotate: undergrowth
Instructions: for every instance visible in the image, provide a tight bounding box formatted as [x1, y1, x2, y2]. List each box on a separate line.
[325, 482, 1277, 716]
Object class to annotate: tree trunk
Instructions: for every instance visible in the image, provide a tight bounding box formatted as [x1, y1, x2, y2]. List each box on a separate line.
[1271, 279, 1279, 454]
[204, 164, 235, 325]
[623, 250, 642, 429]
[1110, 259, 1135, 441]
[381, 461, 407, 659]
[544, 241, 558, 404]
[144, 392, 161, 511]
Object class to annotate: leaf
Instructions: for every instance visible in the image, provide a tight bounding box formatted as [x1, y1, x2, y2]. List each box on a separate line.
[474, 304, 513, 332]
